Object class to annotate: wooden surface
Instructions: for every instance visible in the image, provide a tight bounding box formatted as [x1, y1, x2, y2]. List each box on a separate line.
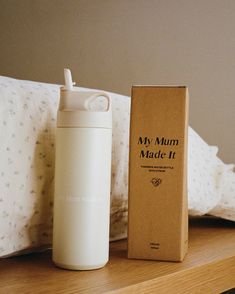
[1, 217, 235, 294]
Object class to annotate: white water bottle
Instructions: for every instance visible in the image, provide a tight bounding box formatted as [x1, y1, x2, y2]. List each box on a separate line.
[52, 69, 112, 270]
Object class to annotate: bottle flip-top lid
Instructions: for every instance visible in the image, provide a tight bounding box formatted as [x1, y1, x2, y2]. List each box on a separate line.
[57, 69, 112, 129]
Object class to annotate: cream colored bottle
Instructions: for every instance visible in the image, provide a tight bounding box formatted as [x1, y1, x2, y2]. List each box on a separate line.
[53, 69, 112, 270]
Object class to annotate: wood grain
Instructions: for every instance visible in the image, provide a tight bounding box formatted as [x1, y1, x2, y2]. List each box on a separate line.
[1, 217, 235, 293]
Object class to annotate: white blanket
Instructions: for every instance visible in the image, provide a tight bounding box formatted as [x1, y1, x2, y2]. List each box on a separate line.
[0, 75, 234, 257]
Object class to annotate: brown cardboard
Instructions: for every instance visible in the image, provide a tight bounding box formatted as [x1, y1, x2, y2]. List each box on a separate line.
[128, 86, 189, 262]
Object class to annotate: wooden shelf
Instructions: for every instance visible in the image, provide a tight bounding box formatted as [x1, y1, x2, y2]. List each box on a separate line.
[1, 217, 235, 293]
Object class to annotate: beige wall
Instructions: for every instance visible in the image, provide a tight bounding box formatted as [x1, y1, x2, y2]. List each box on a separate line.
[0, 0, 235, 163]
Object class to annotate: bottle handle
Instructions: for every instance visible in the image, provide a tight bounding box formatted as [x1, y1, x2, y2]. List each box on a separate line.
[84, 92, 111, 112]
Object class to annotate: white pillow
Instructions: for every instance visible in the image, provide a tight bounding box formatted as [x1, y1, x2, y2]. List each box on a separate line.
[188, 128, 222, 215]
[0, 76, 58, 256]
[0, 75, 234, 257]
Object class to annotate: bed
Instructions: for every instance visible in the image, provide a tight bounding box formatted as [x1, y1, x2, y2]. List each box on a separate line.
[0, 75, 235, 257]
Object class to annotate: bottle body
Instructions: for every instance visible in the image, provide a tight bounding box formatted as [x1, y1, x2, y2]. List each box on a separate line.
[53, 127, 112, 270]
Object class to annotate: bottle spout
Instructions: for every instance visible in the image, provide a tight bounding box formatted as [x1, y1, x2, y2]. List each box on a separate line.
[59, 69, 111, 112]
[63, 68, 75, 90]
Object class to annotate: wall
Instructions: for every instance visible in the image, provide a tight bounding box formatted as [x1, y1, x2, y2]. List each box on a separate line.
[0, 0, 235, 163]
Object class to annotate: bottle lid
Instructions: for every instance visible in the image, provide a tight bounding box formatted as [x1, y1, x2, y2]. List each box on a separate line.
[57, 69, 112, 129]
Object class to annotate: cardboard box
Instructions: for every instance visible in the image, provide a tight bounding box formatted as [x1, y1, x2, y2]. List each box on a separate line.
[128, 86, 189, 262]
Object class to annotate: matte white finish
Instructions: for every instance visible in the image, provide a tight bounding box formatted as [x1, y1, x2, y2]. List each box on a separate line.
[53, 77, 112, 270]
[53, 127, 112, 270]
